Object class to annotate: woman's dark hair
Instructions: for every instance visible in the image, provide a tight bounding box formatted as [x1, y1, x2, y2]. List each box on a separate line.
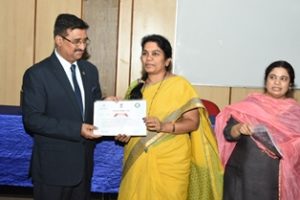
[264, 60, 295, 97]
[128, 34, 173, 99]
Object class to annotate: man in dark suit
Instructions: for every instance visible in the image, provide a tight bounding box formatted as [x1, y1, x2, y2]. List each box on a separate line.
[21, 13, 102, 200]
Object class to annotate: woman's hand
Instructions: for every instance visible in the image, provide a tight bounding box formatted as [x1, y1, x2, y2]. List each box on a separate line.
[239, 123, 252, 135]
[144, 108, 199, 134]
[115, 134, 131, 143]
[231, 123, 252, 138]
[143, 117, 162, 132]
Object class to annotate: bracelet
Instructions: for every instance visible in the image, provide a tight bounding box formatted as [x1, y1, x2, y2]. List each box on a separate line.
[172, 122, 176, 133]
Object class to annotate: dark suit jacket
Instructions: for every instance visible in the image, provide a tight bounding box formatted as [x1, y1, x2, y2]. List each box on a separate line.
[21, 52, 102, 186]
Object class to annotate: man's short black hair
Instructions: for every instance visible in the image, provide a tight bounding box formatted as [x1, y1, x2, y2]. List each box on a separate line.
[53, 13, 89, 37]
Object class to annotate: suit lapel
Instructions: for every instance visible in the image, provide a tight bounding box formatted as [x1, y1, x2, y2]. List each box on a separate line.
[49, 54, 83, 118]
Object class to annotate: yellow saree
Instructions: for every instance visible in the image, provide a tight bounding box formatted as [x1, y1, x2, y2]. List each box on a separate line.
[118, 76, 223, 200]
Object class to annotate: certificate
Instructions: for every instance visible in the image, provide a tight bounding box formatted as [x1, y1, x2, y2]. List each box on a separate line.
[93, 100, 147, 136]
[252, 125, 282, 158]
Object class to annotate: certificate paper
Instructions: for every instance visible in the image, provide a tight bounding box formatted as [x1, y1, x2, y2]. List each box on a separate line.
[252, 125, 282, 158]
[93, 100, 147, 136]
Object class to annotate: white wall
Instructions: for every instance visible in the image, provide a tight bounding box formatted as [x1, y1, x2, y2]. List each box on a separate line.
[175, 0, 300, 88]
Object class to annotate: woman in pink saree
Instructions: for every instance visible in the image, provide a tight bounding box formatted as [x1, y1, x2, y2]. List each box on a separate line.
[215, 60, 300, 200]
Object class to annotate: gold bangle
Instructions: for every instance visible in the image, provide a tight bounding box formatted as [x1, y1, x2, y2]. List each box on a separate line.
[172, 122, 176, 133]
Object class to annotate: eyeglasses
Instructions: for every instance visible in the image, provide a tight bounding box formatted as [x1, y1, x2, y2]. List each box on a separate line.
[60, 35, 90, 46]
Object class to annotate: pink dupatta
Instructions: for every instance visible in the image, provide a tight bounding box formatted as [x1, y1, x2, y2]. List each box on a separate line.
[215, 93, 300, 200]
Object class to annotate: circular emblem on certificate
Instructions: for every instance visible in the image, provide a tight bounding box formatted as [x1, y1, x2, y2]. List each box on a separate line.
[134, 103, 140, 108]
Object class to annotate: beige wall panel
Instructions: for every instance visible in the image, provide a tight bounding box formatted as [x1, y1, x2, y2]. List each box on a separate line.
[294, 89, 300, 103]
[0, 0, 35, 105]
[116, 0, 133, 97]
[231, 87, 263, 104]
[35, 0, 82, 63]
[83, 0, 119, 97]
[130, 0, 177, 82]
[193, 85, 230, 110]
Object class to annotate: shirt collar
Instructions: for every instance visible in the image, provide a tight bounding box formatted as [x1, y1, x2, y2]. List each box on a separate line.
[54, 49, 78, 70]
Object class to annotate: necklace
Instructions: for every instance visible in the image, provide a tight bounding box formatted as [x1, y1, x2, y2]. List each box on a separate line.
[146, 73, 167, 115]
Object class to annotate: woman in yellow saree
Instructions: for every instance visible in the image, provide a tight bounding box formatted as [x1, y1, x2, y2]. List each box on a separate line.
[116, 34, 223, 200]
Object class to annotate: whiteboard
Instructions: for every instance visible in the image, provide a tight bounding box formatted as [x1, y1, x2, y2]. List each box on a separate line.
[175, 0, 300, 88]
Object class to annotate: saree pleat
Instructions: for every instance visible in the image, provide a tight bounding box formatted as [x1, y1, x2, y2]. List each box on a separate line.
[188, 110, 223, 200]
[118, 76, 223, 200]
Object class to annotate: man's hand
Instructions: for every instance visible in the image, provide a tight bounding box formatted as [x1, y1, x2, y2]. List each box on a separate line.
[81, 123, 102, 140]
